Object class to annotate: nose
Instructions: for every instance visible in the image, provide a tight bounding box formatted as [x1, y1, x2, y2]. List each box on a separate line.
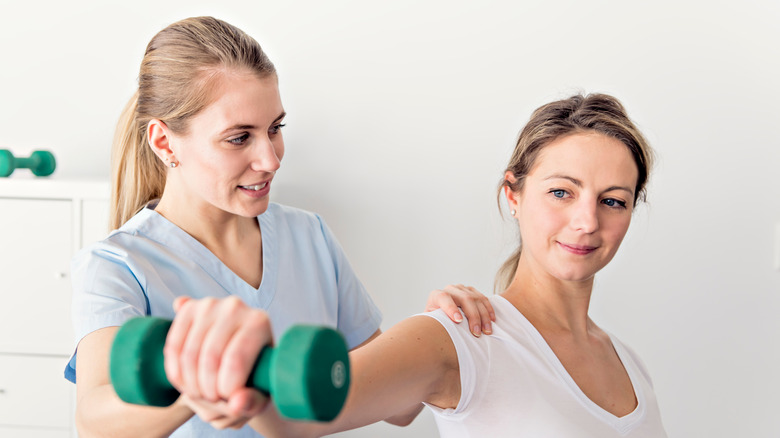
[569, 199, 599, 234]
[250, 135, 282, 174]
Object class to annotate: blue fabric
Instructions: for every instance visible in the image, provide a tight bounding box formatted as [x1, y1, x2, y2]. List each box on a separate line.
[66, 202, 382, 437]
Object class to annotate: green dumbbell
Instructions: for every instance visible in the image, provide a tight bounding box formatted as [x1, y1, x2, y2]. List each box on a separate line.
[0, 149, 56, 177]
[110, 317, 350, 421]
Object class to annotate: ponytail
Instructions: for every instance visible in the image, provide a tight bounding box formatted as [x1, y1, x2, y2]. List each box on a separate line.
[110, 91, 166, 229]
[494, 246, 522, 293]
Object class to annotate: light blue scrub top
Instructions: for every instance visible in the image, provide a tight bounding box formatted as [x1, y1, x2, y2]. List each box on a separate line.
[65, 202, 382, 437]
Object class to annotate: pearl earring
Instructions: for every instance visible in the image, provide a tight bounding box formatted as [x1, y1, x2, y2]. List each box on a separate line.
[169, 161, 178, 168]
[511, 209, 516, 216]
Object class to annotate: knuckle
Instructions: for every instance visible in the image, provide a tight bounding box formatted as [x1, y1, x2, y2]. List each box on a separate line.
[222, 296, 247, 317]
[181, 344, 200, 364]
[199, 297, 218, 310]
[199, 348, 221, 373]
[245, 310, 271, 332]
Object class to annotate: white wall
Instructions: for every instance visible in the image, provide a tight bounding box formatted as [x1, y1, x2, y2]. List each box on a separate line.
[2, 0, 778, 436]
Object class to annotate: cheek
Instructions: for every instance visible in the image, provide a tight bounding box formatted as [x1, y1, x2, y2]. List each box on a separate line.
[178, 140, 218, 168]
[603, 215, 632, 245]
[518, 202, 564, 244]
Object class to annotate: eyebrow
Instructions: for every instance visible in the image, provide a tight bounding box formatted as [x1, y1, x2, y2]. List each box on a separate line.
[218, 112, 286, 135]
[544, 174, 634, 196]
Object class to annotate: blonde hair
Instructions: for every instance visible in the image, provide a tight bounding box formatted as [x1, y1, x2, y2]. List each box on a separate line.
[110, 16, 276, 229]
[495, 93, 654, 292]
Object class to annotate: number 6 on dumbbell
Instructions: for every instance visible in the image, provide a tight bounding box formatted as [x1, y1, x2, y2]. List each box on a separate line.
[110, 317, 350, 421]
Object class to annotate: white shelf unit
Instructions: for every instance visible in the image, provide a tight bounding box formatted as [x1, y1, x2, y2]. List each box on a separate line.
[0, 177, 110, 437]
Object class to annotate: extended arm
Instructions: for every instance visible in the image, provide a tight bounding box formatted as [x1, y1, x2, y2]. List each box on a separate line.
[245, 314, 460, 437]
[163, 297, 461, 437]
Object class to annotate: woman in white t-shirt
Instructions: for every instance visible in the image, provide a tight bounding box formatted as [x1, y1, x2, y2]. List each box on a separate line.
[162, 93, 668, 437]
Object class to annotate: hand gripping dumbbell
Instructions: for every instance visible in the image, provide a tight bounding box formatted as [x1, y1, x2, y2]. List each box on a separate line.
[0, 149, 56, 177]
[110, 317, 350, 421]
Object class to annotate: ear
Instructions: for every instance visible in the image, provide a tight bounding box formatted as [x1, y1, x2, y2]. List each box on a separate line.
[147, 119, 176, 166]
[503, 171, 521, 217]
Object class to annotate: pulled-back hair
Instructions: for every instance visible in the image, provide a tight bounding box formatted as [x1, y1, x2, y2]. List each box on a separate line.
[110, 16, 276, 229]
[495, 93, 654, 291]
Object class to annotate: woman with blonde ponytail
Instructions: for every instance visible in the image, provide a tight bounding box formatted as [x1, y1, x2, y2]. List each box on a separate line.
[66, 16, 485, 438]
[110, 90, 167, 230]
[165, 93, 667, 438]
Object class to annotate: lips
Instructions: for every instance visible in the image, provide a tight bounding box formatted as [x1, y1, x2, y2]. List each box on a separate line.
[557, 242, 598, 255]
[238, 182, 268, 191]
[237, 179, 272, 198]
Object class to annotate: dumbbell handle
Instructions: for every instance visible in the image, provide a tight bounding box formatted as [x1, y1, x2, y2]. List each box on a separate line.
[110, 317, 350, 421]
[0, 149, 56, 177]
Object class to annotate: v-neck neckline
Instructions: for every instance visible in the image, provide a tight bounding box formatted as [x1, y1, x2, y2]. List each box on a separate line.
[138, 203, 279, 308]
[494, 295, 646, 434]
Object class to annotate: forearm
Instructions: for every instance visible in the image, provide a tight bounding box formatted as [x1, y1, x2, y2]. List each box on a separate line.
[76, 384, 194, 438]
[247, 407, 318, 438]
[246, 401, 420, 438]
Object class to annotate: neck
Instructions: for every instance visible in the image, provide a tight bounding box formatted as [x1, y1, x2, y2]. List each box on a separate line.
[501, 256, 595, 336]
[154, 186, 259, 254]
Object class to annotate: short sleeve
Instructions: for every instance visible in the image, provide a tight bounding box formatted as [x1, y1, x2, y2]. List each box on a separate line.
[317, 215, 382, 348]
[420, 309, 479, 416]
[65, 241, 150, 382]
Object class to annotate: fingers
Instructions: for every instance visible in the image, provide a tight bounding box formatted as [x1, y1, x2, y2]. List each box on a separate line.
[179, 298, 222, 400]
[226, 388, 270, 419]
[164, 296, 273, 405]
[181, 390, 269, 430]
[173, 296, 191, 312]
[426, 289, 462, 323]
[164, 298, 199, 392]
[426, 284, 496, 337]
[467, 293, 494, 337]
[216, 306, 271, 400]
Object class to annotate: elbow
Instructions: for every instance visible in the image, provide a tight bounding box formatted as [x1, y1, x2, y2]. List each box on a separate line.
[383, 403, 424, 427]
[75, 405, 96, 438]
[384, 416, 416, 427]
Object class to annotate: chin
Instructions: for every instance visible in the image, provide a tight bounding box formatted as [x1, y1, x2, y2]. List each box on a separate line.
[233, 200, 271, 218]
[552, 267, 599, 283]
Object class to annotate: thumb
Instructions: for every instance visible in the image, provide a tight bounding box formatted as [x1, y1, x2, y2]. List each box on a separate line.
[227, 388, 270, 418]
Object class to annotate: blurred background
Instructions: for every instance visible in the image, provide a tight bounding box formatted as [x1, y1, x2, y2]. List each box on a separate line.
[1, 0, 778, 436]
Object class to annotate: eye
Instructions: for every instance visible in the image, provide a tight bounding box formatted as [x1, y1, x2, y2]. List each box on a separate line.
[269, 123, 286, 135]
[602, 198, 627, 209]
[550, 189, 568, 199]
[227, 133, 249, 146]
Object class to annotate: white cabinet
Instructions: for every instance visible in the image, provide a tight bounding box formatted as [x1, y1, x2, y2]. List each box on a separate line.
[0, 178, 109, 437]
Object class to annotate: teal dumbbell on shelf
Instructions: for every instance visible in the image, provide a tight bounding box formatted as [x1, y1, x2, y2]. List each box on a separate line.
[110, 317, 350, 421]
[0, 149, 56, 177]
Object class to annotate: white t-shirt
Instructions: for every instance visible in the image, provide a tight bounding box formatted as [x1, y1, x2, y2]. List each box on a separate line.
[423, 295, 667, 437]
[66, 202, 382, 437]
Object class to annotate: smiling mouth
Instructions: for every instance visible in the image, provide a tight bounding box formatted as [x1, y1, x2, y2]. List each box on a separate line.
[558, 242, 598, 255]
[238, 183, 268, 191]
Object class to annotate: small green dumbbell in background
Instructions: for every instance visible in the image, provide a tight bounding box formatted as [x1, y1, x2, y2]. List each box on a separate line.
[0, 149, 56, 177]
[110, 317, 351, 422]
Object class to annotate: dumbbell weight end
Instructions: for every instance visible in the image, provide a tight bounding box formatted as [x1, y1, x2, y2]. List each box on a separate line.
[0, 149, 56, 177]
